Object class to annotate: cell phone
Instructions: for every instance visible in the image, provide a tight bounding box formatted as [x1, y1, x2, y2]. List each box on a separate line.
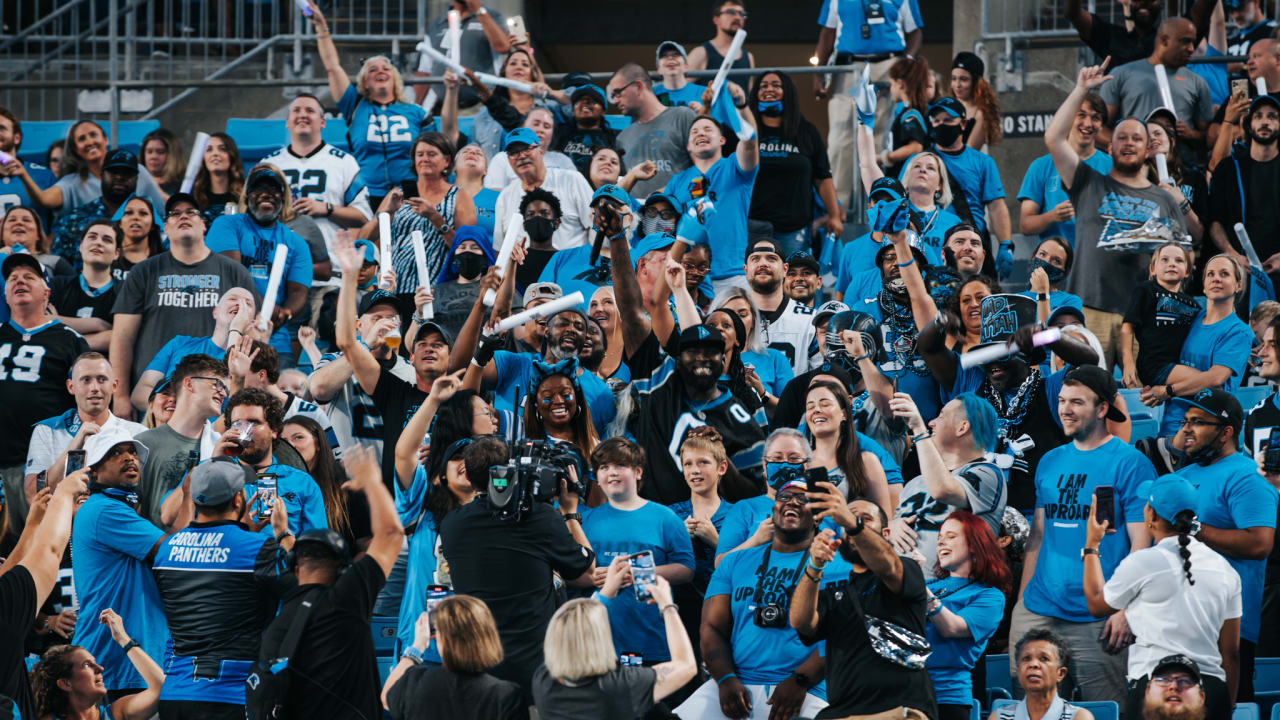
[35, 470, 46, 492]
[620, 652, 644, 666]
[65, 449, 86, 477]
[1232, 78, 1250, 99]
[1093, 485, 1116, 534]
[506, 15, 529, 45]
[399, 179, 419, 199]
[1263, 427, 1280, 474]
[628, 551, 657, 602]
[426, 584, 451, 637]
[186, 449, 201, 473]
[256, 473, 278, 519]
[804, 467, 829, 501]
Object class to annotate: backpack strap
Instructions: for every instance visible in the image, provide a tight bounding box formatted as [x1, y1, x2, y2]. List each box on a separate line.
[272, 588, 322, 668]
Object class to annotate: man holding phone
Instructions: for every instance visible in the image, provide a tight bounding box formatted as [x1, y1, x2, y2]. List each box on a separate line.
[1015, 365, 1156, 705]
[582, 438, 694, 670]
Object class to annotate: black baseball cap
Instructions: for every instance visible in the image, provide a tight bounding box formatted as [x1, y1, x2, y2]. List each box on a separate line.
[1063, 365, 1126, 422]
[415, 320, 454, 347]
[165, 191, 200, 215]
[869, 177, 906, 203]
[102, 148, 139, 174]
[294, 528, 352, 568]
[357, 289, 399, 316]
[744, 237, 786, 262]
[677, 324, 725, 353]
[1152, 654, 1202, 684]
[1172, 388, 1243, 436]
[786, 251, 820, 274]
[246, 166, 286, 192]
[928, 96, 967, 120]
[953, 51, 985, 80]
[1, 252, 44, 281]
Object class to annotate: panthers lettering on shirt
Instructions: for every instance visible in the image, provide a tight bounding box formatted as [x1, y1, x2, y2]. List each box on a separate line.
[317, 351, 416, 458]
[282, 392, 339, 457]
[759, 298, 818, 375]
[0, 320, 88, 465]
[1244, 391, 1280, 458]
[152, 520, 286, 703]
[262, 143, 373, 256]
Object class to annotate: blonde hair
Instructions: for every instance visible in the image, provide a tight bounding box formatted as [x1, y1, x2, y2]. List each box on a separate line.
[543, 598, 617, 681]
[237, 163, 297, 222]
[355, 55, 409, 104]
[1206, 253, 1245, 298]
[435, 595, 505, 673]
[903, 152, 953, 208]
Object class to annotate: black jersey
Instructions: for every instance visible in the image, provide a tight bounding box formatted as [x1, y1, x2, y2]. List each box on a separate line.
[1244, 390, 1280, 458]
[0, 320, 88, 465]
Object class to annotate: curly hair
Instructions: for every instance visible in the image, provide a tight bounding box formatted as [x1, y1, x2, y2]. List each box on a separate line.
[223, 387, 285, 434]
[31, 645, 80, 718]
[969, 76, 1002, 146]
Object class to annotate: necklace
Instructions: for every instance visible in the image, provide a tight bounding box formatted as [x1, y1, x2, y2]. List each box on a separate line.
[980, 367, 1042, 443]
[878, 291, 930, 376]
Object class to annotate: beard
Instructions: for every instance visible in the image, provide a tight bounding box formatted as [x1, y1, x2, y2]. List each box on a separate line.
[249, 203, 282, 226]
[1142, 695, 1204, 720]
[749, 274, 781, 295]
[677, 361, 719, 394]
[1249, 126, 1278, 146]
[241, 443, 271, 466]
[545, 340, 580, 362]
[580, 347, 605, 371]
[837, 534, 862, 565]
[1067, 414, 1103, 442]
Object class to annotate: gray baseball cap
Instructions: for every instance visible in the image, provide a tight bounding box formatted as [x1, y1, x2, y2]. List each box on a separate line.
[190, 456, 255, 507]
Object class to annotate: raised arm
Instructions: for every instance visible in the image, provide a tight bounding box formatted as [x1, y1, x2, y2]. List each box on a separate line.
[646, 577, 698, 702]
[889, 393, 969, 506]
[306, 3, 352, 103]
[20, 471, 86, 604]
[603, 206, 651, 356]
[814, 481, 905, 593]
[441, 71, 461, 145]
[888, 226, 940, 331]
[1048, 61, 1112, 190]
[857, 125, 887, 197]
[102, 608, 165, 720]
[394, 372, 462, 489]
[332, 239, 391, 396]
[1065, 0, 1095, 42]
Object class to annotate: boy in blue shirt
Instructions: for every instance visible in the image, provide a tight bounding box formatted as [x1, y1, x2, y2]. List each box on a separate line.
[653, 41, 707, 109]
[1017, 93, 1111, 247]
[582, 437, 695, 662]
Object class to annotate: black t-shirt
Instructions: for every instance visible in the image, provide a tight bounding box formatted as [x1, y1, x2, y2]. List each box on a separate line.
[886, 106, 931, 180]
[370, 366, 427, 488]
[439, 501, 594, 694]
[1245, 157, 1280, 266]
[0, 566, 37, 720]
[51, 274, 117, 323]
[516, 247, 557, 293]
[259, 555, 386, 720]
[550, 125, 619, 176]
[1121, 280, 1200, 385]
[799, 562, 936, 719]
[531, 665, 655, 720]
[0, 321, 88, 465]
[1228, 22, 1279, 70]
[1084, 14, 1157, 67]
[387, 665, 526, 720]
[750, 122, 832, 233]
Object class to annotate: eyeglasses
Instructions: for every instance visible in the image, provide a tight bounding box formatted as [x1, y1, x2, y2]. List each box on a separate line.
[609, 80, 640, 101]
[191, 376, 229, 395]
[642, 207, 678, 220]
[776, 491, 807, 505]
[719, 8, 748, 17]
[508, 145, 539, 160]
[1177, 417, 1225, 429]
[167, 208, 201, 219]
[1151, 675, 1199, 691]
[764, 454, 809, 464]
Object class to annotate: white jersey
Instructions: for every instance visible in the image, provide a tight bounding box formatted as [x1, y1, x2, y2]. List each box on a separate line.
[24, 411, 146, 477]
[758, 297, 818, 375]
[262, 142, 373, 257]
[282, 392, 340, 459]
[314, 352, 416, 459]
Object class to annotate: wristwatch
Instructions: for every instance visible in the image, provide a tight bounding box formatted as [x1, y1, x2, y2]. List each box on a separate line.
[1081, 547, 1101, 560]
[325, 202, 334, 217]
[562, 512, 582, 523]
[435, 221, 454, 235]
[791, 671, 813, 689]
[1165, 384, 1175, 400]
[401, 646, 426, 665]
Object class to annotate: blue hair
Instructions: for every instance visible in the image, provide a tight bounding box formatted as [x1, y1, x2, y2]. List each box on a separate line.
[954, 392, 998, 452]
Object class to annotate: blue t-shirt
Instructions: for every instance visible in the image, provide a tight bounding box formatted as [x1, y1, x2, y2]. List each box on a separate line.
[338, 84, 431, 196]
[715, 495, 774, 558]
[394, 465, 445, 662]
[706, 543, 846, 691]
[0, 162, 55, 224]
[144, 335, 225, 378]
[860, 431, 904, 486]
[924, 576, 1005, 705]
[1016, 150, 1113, 247]
[205, 213, 314, 305]
[583, 501, 695, 661]
[1022, 436, 1155, 622]
[741, 349, 794, 397]
[654, 83, 708, 108]
[473, 187, 499, 239]
[1158, 311, 1253, 435]
[1180, 452, 1278, 642]
[492, 350, 616, 437]
[664, 156, 759, 280]
[667, 498, 733, 586]
[538, 245, 615, 308]
[243, 463, 329, 536]
[819, 0, 924, 55]
[917, 148, 1005, 236]
[1015, 290, 1083, 314]
[71, 493, 169, 692]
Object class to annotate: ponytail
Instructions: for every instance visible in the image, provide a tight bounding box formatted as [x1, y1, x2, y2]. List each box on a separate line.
[889, 56, 931, 112]
[1171, 509, 1197, 585]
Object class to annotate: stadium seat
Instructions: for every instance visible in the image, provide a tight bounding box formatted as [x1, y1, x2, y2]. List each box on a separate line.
[114, 119, 160, 155]
[225, 117, 288, 163]
[971, 703, 981, 720]
[993, 699, 1118, 720]
[985, 654, 1012, 709]
[17, 120, 73, 164]
[377, 655, 394, 686]
[370, 615, 397, 656]
[1257, 657, 1280, 691]
[1237, 702, 1261, 720]
[458, 116, 475, 141]
[1119, 388, 1161, 441]
[1237, 385, 1271, 413]
[320, 115, 350, 152]
[604, 114, 632, 130]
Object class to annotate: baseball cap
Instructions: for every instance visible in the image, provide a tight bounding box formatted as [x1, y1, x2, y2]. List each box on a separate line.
[102, 148, 139, 174]
[357, 289, 399, 316]
[813, 300, 850, 328]
[1152, 654, 1202, 684]
[786, 251, 820, 274]
[570, 83, 608, 108]
[84, 427, 149, 469]
[246, 166, 285, 192]
[642, 192, 685, 215]
[869, 177, 906, 203]
[502, 127, 540, 151]
[294, 528, 352, 568]
[952, 51, 985, 80]
[591, 183, 632, 209]
[633, 232, 676, 259]
[561, 72, 593, 91]
[1250, 94, 1280, 115]
[744, 236, 786, 262]
[415, 320, 454, 347]
[1139, 474, 1199, 524]
[523, 281, 563, 306]
[149, 375, 174, 400]
[1063, 365, 1126, 422]
[190, 456, 255, 507]
[2, 252, 44, 281]
[1047, 304, 1086, 327]
[164, 191, 200, 215]
[676, 324, 725, 353]
[1145, 106, 1177, 126]
[353, 238, 378, 264]
[928, 97, 967, 120]
[656, 41, 688, 64]
[1171, 388, 1244, 436]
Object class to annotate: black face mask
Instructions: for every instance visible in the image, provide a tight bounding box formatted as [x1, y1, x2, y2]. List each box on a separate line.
[932, 122, 965, 147]
[524, 216, 556, 244]
[1028, 257, 1067, 284]
[452, 251, 488, 279]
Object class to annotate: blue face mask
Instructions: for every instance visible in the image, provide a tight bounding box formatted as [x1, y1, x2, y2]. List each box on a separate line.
[1028, 257, 1067, 284]
[766, 461, 806, 490]
[758, 100, 784, 117]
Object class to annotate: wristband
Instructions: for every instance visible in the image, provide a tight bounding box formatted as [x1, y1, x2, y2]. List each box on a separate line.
[926, 602, 943, 618]
[913, 431, 933, 442]
[896, 257, 915, 268]
[1179, 199, 1191, 215]
[807, 558, 826, 574]
[473, 334, 499, 367]
[476, 6, 488, 14]
[401, 645, 426, 665]
[660, 603, 679, 614]
[275, 530, 292, 542]
[716, 673, 738, 686]
[853, 353, 871, 363]
[562, 512, 582, 523]
[121, 639, 140, 654]
[411, 312, 428, 325]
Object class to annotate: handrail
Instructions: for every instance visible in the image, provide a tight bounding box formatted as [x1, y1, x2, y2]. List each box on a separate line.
[8, 0, 151, 84]
[0, 0, 94, 55]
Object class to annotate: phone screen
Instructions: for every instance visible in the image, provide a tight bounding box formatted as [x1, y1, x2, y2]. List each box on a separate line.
[65, 449, 87, 476]
[628, 551, 657, 602]
[426, 584, 451, 637]
[1093, 485, 1116, 534]
[256, 473, 278, 519]
[1233, 78, 1250, 98]
[400, 179, 419, 199]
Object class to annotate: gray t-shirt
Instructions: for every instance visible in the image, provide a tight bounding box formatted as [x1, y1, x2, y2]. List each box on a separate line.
[53, 164, 166, 215]
[111, 250, 259, 384]
[617, 106, 696, 198]
[134, 424, 199, 525]
[1099, 59, 1213, 127]
[431, 279, 482, 340]
[894, 459, 1006, 574]
[1064, 163, 1187, 314]
[285, 215, 329, 266]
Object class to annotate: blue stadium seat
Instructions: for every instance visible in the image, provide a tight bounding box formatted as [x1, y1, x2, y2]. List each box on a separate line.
[1260, 692, 1280, 720]
[971, 703, 981, 720]
[17, 120, 73, 164]
[985, 654, 1012, 709]
[1236, 702, 1260, 720]
[377, 655, 394, 685]
[114, 119, 160, 155]
[1237, 385, 1271, 413]
[321, 116, 350, 152]
[604, 114, 632, 130]
[225, 117, 287, 163]
[370, 616, 397, 656]
[1119, 388, 1161, 441]
[458, 116, 475, 141]
[1257, 657, 1280, 691]
[993, 699, 1118, 720]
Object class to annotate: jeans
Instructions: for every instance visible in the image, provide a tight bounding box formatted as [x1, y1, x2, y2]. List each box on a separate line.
[774, 227, 811, 259]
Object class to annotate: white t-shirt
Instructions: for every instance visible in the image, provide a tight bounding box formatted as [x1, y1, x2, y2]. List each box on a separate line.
[493, 167, 594, 250]
[1104, 536, 1242, 681]
[483, 150, 576, 190]
[25, 412, 147, 477]
[262, 143, 374, 256]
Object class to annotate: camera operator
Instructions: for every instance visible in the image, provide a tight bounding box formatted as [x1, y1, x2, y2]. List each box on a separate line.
[439, 435, 596, 700]
[675, 476, 834, 720]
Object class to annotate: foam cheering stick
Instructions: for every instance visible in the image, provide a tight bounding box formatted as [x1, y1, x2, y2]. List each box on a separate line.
[959, 327, 1062, 369]
[417, 41, 468, 77]
[708, 29, 747, 105]
[0, 150, 13, 165]
[447, 10, 462, 66]
[1155, 154, 1171, 185]
[256, 244, 292, 331]
[484, 214, 525, 306]
[378, 213, 394, 290]
[293, 0, 313, 16]
[1235, 222, 1265, 271]
[1259, 78, 1269, 97]
[495, 291, 585, 333]
[410, 230, 434, 320]
[1153, 65, 1176, 121]
[179, 132, 211, 194]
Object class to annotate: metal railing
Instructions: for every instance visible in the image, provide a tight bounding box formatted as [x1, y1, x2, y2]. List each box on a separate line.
[981, 0, 1193, 40]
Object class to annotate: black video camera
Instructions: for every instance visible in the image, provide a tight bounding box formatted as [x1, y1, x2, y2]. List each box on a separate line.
[486, 439, 586, 521]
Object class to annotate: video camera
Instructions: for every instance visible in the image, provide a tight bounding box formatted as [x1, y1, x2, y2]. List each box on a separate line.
[486, 439, 586, 521]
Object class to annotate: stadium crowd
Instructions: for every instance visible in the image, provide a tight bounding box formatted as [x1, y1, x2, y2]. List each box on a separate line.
[3, 0, 1280, 717]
